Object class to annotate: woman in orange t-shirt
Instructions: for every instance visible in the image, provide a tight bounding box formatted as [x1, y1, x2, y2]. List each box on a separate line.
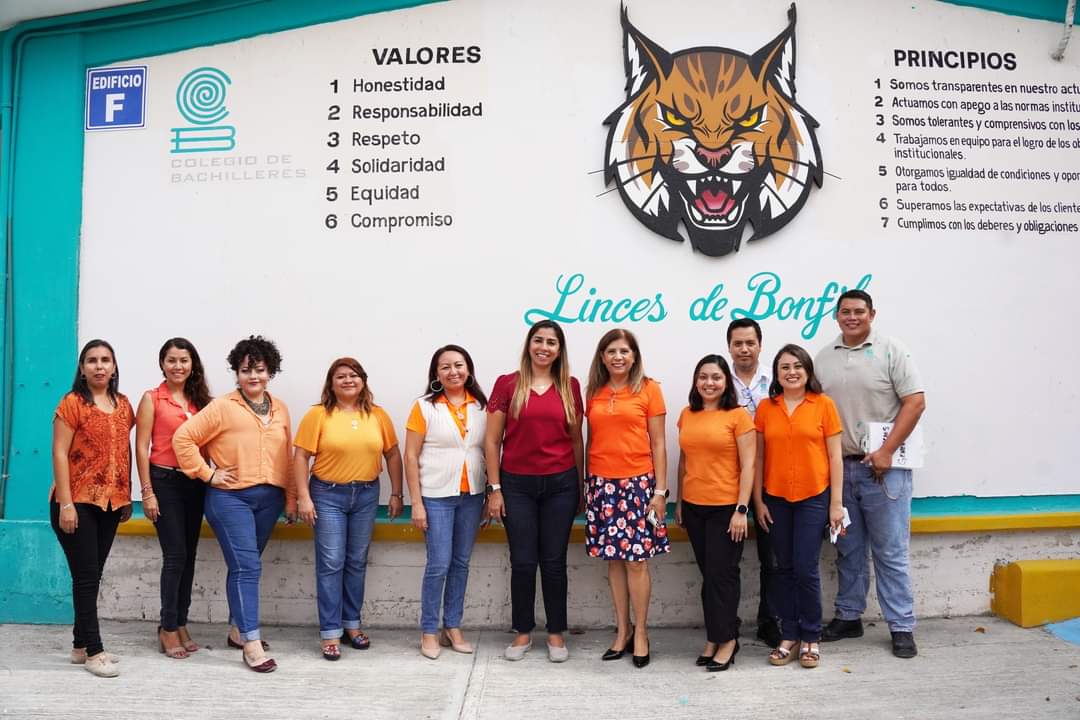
[50, 340, 134, 678]
[753, 344, 844, 669]
[675, 354, 755, 672]
[584, 329, 669, 669]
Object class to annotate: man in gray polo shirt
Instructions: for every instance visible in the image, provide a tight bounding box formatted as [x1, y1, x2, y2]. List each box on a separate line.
[815, 290, 926, 659]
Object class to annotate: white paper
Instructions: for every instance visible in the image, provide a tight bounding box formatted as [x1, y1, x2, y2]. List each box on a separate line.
[861, 423, 925, 469]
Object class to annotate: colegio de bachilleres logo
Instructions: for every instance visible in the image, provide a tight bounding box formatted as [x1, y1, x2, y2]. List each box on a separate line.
[604, 4, 823, 257]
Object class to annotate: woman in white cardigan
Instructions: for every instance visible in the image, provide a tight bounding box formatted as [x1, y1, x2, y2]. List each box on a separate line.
[404, 344, 489, 659]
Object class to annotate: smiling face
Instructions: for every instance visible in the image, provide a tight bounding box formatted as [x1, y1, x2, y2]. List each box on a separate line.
[331, 365, 364, 405]
[695, 362, 727, 407]
[602, 339, 635, 380]
[161, 347, 192, 387]
[837, 298, 875, 344]
[529, 327, 561, 371]
[436, 351, 469, 393]
[237, 356, 270, 397]
[81, 346, 115, 392]
[776, 352, 808, 393]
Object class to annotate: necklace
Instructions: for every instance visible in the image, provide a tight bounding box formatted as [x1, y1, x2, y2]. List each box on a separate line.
[531, 381, 553, 394]
[241, 391, 271, 416]
[446, 396, 467, 422]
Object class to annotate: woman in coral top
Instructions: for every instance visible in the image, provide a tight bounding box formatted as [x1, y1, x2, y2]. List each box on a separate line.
[676, 354, 755, 672]
[484, 320, 584, 663]
[173, 335, 295, 673]
[293, 357, 404, 660]
[134, 338, 212, 660]
[50, 339, 134, 678]
[753, 344, 844, 669]
[404, 344, 488, 660]
[584, 329, 669, 669]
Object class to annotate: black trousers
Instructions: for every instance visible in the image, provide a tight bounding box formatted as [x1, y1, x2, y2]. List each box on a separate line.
[754, 511, 779, 624]
[151, 465, 206, 630]
[500, 467, 579, 634]
[50, 500, 122, 656]
[682, 501, 744, 644]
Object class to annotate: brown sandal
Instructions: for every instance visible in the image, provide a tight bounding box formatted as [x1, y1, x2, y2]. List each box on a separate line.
[799, 642, 820, 668]
[769, 642, 798, 666]
[158, 627, 188, 659]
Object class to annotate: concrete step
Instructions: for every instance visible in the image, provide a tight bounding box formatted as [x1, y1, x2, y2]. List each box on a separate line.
[991, 559, 1080, 627]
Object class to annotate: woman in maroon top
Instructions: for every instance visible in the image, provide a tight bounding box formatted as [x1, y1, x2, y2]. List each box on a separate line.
[485, 320, 584, 663]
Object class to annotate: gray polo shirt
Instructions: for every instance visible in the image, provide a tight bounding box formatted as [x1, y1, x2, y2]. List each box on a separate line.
[815, 329, 924, 456]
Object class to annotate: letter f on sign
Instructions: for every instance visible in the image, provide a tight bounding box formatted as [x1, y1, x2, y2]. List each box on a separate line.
[105, 93, 124, 122]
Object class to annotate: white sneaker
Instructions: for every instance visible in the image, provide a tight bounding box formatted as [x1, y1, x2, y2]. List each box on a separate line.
[504, 639, 532, 661]
[83, 653, 119, 678]
[70, 649, 119, 664]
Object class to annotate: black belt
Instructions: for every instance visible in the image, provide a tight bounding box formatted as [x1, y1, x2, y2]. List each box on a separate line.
[843, 454, 865, 461]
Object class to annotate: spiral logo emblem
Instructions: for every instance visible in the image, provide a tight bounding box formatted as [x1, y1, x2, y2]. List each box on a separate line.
[175, 67, 231, 125]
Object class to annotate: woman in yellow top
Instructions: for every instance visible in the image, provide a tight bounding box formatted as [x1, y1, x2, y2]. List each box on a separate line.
[173, 335, 295, 673]
[293, 357, 404, 661]
[675, 354, 755, 672]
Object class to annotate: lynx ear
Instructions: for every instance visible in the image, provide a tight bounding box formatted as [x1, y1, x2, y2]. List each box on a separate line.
[621, 4, 672, 96]
[750, 3, 798, 98]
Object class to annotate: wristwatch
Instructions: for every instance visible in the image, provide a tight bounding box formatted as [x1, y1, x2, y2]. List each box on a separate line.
[486, 483, 502, 494]
[736, 504, 749, 514]
[656, 488, 669, 499]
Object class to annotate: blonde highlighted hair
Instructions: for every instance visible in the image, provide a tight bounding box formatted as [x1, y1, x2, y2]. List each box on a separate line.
[510, 320, 577, 427]
[586, 328, 647, 400]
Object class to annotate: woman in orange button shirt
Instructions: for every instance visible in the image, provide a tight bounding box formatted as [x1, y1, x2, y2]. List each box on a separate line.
[675, 354, 755, 672]
[50, 339, 134, 678]
[753, 344, 844, 669]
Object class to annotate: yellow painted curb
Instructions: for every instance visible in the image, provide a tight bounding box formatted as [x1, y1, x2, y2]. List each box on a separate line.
[991, 559, 1080, 627]
[116, 512, 1080, 542]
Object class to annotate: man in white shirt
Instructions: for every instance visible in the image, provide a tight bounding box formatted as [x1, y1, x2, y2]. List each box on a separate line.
[726, 318, 780, 648]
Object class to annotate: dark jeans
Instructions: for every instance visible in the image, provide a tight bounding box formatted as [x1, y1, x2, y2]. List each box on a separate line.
[50, 500, 123, 656]
[753, 513, 779, 624]
[766, 488, 830, 642]
[501, 467, 579, 634]
[150, 465, 206, 631]
[682, 501, 744, 643]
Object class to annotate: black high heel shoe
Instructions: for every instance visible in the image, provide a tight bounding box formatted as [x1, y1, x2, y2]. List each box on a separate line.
[705, 640, 740, 672]
[632, 637, 650, 668]
[602, 632, 634, 661]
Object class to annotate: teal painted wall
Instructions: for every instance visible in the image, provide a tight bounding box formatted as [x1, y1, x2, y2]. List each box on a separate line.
[0, 0, 1074, 623]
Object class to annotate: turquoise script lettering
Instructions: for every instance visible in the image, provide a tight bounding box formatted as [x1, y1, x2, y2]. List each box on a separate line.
[523, 273, 668, 325]
[731, 272, 873, 339]
[689, 283, 729, 321]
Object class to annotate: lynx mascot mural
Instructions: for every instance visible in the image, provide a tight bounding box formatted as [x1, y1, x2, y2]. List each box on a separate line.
[604, 4, 823, 257]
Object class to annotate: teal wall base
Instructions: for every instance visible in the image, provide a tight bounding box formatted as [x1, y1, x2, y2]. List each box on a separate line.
[0, 520, 72, 624]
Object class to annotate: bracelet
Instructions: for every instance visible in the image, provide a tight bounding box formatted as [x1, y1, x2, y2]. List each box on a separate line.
[389, 493, 403, 499]
[60, 502, 74, 510]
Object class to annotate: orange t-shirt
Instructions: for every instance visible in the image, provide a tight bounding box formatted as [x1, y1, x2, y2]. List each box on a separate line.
[586, 379, 665, 478]
[54, 392, 135, 510]
[754, 393, 842, 502]
[406, 392, 473, 492]
[677, 406, 755, 505]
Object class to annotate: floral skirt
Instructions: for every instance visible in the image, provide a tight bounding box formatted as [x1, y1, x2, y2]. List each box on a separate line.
[584, 473, 670, 561]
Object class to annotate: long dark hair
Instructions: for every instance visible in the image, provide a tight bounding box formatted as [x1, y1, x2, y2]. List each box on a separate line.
[768, 344, 823, 399]
[423, 344, 488, 409]
[688, 354, 739, 411]
[71, 339, 119, 405]
[159, 337, 211, 410]
[320, 357, 374, 415]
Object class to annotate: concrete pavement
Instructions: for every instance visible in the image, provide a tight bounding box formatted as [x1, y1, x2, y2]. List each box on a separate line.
[1, 617, 1079, 719]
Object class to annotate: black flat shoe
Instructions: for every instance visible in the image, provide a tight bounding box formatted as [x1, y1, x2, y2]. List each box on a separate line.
[602, 632, 634, 661]
[706, 640, 740, 672]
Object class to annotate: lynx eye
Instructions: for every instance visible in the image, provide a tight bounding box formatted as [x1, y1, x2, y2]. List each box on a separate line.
[660, 105, 688, 128]
[737, 107, 764, 129]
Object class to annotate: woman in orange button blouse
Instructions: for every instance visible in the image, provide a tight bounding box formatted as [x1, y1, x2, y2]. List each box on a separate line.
[173, 335, 295, 674]
[753, 344, 844, 669]
[50, 339, 134, 678]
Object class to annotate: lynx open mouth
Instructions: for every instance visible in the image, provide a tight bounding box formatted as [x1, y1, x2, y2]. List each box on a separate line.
[681, 175, 744, 229]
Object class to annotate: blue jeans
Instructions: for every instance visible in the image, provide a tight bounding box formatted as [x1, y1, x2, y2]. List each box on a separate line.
[310, 477, 379, 640]
[834, 460, 915, 632]
[766, 488, 829, 642]
[204, 484, 284, 642]
[420, 493, 484, 634]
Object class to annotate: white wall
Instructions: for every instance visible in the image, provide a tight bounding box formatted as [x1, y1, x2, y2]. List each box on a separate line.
[80, 0, 1080, 498]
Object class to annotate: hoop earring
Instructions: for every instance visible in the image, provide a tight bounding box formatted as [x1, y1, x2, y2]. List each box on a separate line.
[430, 380, 443, 393]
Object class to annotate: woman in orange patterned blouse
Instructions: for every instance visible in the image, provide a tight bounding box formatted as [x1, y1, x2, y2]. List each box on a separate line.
[50, 339, 135, 678]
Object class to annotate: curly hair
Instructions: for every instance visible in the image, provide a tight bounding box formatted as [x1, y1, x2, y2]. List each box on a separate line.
[227, 335, 282, 377]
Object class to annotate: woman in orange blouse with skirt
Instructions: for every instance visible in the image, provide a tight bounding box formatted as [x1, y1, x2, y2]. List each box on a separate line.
[50, 339, 134, 678]
[753, 344, 844, 669]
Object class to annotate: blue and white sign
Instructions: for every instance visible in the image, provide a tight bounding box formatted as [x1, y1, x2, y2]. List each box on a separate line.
[85, 65, 147, 130]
